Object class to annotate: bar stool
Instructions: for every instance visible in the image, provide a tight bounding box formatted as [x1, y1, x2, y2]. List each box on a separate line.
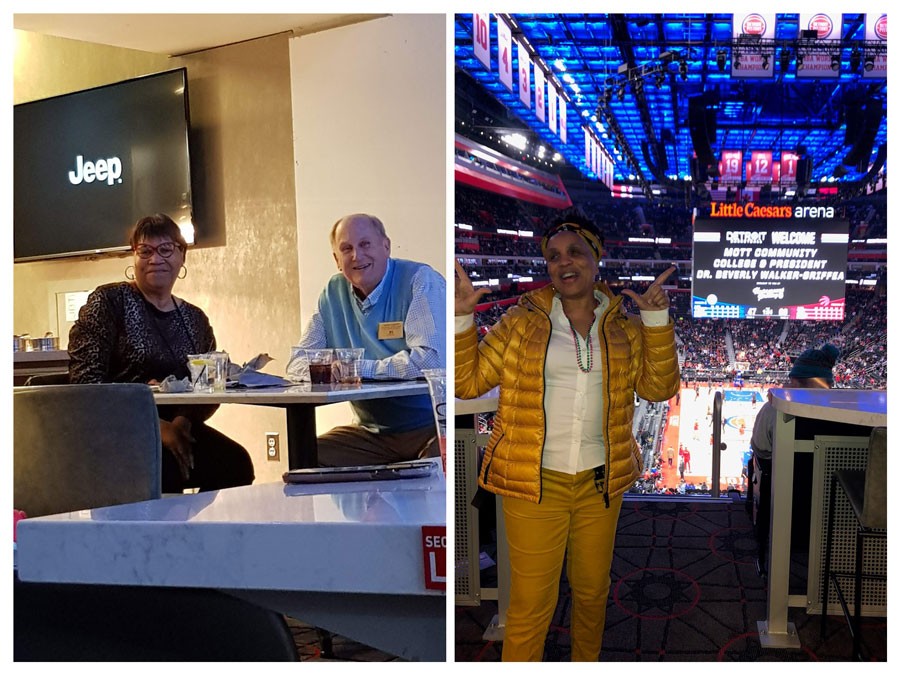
[820, 426, 887, 660]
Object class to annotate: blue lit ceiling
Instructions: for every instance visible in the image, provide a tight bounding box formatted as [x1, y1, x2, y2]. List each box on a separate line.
[455, 14, 886, 190]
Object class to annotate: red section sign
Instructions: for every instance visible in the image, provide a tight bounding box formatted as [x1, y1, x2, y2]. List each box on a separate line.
[422, 526, 447, 591]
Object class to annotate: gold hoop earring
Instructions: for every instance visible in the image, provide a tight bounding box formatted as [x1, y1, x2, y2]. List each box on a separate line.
[125, 266, 135, 281]
[178, 266, 187, 280]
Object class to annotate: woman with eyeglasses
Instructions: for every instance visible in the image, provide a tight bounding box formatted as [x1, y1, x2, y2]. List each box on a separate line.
[68, 213, 254, 493]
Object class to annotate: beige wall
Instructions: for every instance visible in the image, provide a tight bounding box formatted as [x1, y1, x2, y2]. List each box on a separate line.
[13, 14, 447, 479]
[13, 29, 301, 483]
[289, 14, 447, 431]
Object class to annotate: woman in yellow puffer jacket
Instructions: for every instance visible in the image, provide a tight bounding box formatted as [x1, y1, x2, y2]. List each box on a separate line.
[455, 215, 679, 661]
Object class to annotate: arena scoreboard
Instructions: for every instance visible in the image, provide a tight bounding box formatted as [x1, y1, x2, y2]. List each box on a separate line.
[692, 206, 849, 320]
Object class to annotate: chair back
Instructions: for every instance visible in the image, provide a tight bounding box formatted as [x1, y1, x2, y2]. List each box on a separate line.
[14, 384, 161, 517]
[862, 426, 887, 529]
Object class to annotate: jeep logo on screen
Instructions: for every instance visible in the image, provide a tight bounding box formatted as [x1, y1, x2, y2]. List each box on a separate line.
[68, 155, 123, 186]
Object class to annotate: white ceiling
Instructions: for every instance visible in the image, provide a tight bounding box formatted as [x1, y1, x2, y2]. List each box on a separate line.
[13, 13, 382, 56]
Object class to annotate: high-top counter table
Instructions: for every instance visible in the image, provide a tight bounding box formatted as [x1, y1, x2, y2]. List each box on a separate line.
[155, 380, 429, 469]
[15, 458, 446, 661]
[761, 388, 886, 649]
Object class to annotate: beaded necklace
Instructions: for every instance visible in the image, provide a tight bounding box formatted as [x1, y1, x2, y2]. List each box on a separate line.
[566, 315, 596, 373]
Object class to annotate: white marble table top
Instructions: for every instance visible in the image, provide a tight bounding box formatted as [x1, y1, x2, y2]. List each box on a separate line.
[770, 388, 886, 428]
[154, 380, 428, 405]
[16, 459, 445, 596]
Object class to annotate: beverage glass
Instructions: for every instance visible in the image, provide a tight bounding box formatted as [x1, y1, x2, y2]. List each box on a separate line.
[334, 347, 365, 385]
[211, 351, 230, 392]
[187, 354, 214, 393]
[422, 368, 446, 474]
[307, 348, 334, 384]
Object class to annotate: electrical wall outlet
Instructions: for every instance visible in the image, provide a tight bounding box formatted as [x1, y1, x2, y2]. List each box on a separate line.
[265, 432, 280, 462]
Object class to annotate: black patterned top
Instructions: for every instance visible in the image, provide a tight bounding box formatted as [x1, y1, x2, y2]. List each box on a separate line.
[69, 281, 216, 391]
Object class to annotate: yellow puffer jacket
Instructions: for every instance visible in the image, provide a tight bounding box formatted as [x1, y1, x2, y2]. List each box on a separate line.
[456, 282, 679, 505]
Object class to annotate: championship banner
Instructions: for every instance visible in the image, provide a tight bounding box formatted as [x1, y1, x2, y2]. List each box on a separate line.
[535, 67, 546, 122]
[864, 14, 887, 79]
[518, 41, 531, 107]
[473, 13, 491, 71]
[497, 18, 513, 91]
[548, 84, 558, 134]
[796, 13, 842, 79]
[732, 13, 776, 78]
[559, 98, 567, 143]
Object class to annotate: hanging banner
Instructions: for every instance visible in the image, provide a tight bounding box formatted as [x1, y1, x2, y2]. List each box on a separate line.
[548, 84, 558, 134]
[473, 13, 491, 71]
[863, 14, 887, 79]
[796, 13, 842, 79]
[497, 18, 513, 91]
[732, 13, 776, 78]
[747, 151, 773, 183]
[559, 98, 567, 144]
[518, 42, 531, 108]
[535, 67, 546, 122]
[780, 152, 800, 183]
[584, 128, 591, 170]
[720, 150, 744, 183]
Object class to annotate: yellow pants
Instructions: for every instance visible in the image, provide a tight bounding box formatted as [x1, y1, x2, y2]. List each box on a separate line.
[501, 467, 624, 662]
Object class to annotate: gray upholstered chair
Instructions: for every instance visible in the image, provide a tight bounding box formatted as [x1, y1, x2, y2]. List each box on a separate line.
[14, 383, 162, 517]
[820, 426, 887, 660]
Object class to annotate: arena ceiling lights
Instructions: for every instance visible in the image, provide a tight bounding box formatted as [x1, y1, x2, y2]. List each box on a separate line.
[455, 13, 887, 192]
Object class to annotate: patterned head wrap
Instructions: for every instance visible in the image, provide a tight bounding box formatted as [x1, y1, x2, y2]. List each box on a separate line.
[540, 221, 604, 262]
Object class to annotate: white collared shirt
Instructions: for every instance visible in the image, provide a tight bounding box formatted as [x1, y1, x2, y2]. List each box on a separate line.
[455, 291, 669, 474]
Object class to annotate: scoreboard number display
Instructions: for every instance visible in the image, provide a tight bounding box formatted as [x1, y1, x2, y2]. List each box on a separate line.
[692, 210, 849, 320]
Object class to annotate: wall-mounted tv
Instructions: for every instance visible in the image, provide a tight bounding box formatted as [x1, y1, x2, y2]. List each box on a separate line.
[14, 68, 194, 262]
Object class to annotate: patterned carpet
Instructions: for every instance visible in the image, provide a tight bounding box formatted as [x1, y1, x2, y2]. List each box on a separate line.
[456, 498, 886, 662]
[286, 619, 399, 661]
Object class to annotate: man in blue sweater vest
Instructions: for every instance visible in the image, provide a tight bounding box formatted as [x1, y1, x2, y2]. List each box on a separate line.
[298, 213, 446, 466]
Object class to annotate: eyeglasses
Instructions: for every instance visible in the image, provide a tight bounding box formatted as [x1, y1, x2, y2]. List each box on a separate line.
[133, 242, 183, 259]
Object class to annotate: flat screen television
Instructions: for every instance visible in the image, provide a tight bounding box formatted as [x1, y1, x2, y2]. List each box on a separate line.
[14, 68, 194, 262]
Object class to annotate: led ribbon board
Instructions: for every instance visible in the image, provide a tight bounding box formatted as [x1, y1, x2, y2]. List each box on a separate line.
[692, 209, 848, 320]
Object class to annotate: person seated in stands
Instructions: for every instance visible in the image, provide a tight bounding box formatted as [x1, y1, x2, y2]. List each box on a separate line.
[749, 343, 840, 575]
[68, 214, 254, 493]
[297, 213, 446, 466]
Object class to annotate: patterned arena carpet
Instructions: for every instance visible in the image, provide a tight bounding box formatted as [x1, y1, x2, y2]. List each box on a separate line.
[456, 498, 886, 662]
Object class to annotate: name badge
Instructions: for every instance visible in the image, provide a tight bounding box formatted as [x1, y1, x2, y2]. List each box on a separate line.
[378, 321, 404, 340]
